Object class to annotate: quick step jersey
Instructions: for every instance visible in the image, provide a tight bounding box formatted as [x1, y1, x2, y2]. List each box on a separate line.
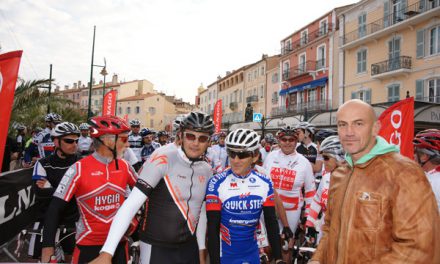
[53, 153, 137, 245]
[206, 169, 275, 263]
[263, 149, 315, 212]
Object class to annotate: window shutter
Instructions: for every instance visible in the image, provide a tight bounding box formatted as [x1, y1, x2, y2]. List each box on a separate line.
[384, 1, 390, 28]
[351, 91, 357, 99]
[416, 29, 425, 58]
[416, 79, 424, 100]
[366, 89, 371, 104]
[387, 86, 392, 102]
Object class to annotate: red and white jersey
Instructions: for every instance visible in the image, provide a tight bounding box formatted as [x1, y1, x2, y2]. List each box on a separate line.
[306, 169, 330, 228]
[426, 166, 440, 213]
[263, 149, 315, 212]
[54, 153, 137, 245]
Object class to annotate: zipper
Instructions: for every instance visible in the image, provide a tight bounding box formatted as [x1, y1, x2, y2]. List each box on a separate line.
[335, 165, 355, 264]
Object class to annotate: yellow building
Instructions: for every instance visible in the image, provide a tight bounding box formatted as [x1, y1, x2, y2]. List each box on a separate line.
[339, 0, 440, 104]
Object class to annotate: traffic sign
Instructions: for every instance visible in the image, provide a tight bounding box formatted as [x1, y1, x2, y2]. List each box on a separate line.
[253, 113, 263, 122]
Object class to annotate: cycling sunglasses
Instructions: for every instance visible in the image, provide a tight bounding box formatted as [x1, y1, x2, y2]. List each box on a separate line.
[322, 154, 335, 161]
[227, 150, 253, 159]
[279, 137, 297, 143]
[62, 138, 79, 144]
[118, 136, 129, 143]
[184, 132, 210, 143]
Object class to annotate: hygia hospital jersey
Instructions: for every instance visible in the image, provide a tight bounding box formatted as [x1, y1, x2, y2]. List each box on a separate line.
[206, 169, 275, 263]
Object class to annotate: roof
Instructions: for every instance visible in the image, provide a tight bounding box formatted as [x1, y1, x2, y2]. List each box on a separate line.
[116, 93, 158, 102]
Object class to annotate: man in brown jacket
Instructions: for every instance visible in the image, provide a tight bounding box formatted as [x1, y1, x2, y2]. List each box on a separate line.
[310, 99, 440, 264]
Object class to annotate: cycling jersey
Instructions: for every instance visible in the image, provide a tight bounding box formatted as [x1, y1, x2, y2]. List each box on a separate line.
[296, 142, 318, 164]
[306, 169, 330, 229]
[206, 169, 275, 263]
[78, 136, 93, 155]
[35, 128, 55, 158]
[426, 166, 440, 212]
[129, 132, 143, 162]
[263, 149, 315, 233]
[140, 142, 161, 162]
[210, 144, 228, 170]
[42, 153, 137, 247]
[206, 147, 222, 173]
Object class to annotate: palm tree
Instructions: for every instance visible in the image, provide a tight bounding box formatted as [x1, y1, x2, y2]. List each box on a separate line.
[9, 78, 86, 134]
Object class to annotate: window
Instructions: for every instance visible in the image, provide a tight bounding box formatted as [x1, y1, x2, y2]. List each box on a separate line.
[150, 119, 154, 128]
[283, 61, 290, 80]
[136, 106, 140, 114]
[272, 73, 279, 83]
[284, 40, 292, 53]
[248, 73, 251, 81]
[429, 26, 440, 55]
[428, 78, 440, 103]
[209, 92, 211, 100]
[351, 89, 371, 103]
[94, 100, 98, 106]
[358, 13, 367, 38]
[416, 29, 425, 58]
[149, 107, 156, 115]
[261, 66, 265, 76]
[272, 92, 279, 103]
[259, 85, 264, 98]
[127, 107, 131, 114]
[299, 54, 306, 73]
[319, 19, 328, 35]
[308, 89, 317, 104]
[416, 79, 424, 100]
[317, 45, 326, 70]
[319, 87, 325, 101]
[118, 107, 122, 114]
[300, 30, 308, 45]
[357, 49, 367, 73]
[387, 84, 400, 102]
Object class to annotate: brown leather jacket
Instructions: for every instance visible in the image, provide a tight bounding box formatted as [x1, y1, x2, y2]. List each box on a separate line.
[312, 152, 440, 264]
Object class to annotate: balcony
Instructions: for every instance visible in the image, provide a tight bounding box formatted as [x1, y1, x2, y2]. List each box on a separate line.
[371, 56, 411, 79]
[341, 0, 440, 49]
[271, 99, 332, 117]
[246, 95, 259, 104]
[282, 61, 317, 81]
[229, 102, 238, 111]
[222, 112, 244, 124]
[281, 23, 333, 55]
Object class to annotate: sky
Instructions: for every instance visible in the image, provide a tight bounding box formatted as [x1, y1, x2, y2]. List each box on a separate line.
[0, 0, 357, 104]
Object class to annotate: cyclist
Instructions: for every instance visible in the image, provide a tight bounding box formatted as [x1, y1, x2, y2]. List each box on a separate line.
[23, 127, 42, 167]
[78, 123, 93, 157]
[210, 132, 228, 171]
[305, 135, 344, 244]
[41, 116, 137, 263]
[157, 130, 170, 146]
[263, 126, 315, 263]
[30, 122, 81, 262]
[93, 111, 214, 264]
[295, 122, 322, 176]
[140, 128, 160, 162]
[128, 119, 143, 171]
[206, 128, 284, 264]
[413, 129, 440, 211]
[36, 113, 62, 159]
[260, 133, 275, 163]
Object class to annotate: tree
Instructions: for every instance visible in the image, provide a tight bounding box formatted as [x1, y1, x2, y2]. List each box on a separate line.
[9, 79, 86, 134]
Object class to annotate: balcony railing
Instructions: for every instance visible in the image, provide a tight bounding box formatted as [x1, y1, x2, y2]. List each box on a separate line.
[281, 23, 333, 55]
[371, 56, 412, 76]
[229, 102, 238, 111]
[342, 0, 440, 45]
[222, 112, 244, 123]
[416, 96, 440, 104]
[282, 61, 317, 81]
[246, 95, 259, 103]
[271, 99, 332, 117]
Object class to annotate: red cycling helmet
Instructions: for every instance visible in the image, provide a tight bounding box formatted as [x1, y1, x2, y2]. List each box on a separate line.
[88, 115, 130, 138]
[413, 129, 440, 156]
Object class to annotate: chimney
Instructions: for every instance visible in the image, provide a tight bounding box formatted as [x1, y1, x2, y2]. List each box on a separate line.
[217, 75, 221, 80]
[55, 87, 60, 92]
[92, 78, 96, 85]
[262, 54, 268, 59]
[73, 82, 77, 89]
[78, 81, 82, 87]
[112, 74, 118, 85]
[226, 71, 231, 75]
[64, 85, 69, 90]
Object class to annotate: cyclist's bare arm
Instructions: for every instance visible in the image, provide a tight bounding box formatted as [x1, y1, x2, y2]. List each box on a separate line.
[274, 191, 289, 228]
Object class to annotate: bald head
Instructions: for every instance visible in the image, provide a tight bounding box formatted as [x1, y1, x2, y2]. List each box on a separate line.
[336, 99, 380, 163]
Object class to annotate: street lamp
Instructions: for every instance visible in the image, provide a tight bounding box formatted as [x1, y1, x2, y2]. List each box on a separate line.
[100, 59, 108, 104]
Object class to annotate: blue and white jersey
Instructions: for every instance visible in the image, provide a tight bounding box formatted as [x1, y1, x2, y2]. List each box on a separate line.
[140, 141, 161, 162]
[35, 128, 54, 159]
[206, 169, 275, 264]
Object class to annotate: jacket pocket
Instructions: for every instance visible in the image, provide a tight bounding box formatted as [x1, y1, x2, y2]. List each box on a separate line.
[353, 191, 382, 230]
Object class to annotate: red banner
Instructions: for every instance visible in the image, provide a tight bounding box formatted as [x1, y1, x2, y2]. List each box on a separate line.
[0, 51, 23, 171]
[102, 90, 117, 116]
[123, 114, 128, 122]
[378, 97, 414, 159]
[213, 99, 222, 134]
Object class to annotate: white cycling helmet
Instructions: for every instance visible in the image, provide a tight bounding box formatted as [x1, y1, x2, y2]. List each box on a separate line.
[320, 135, 344, 160]
[226, 128, 260, 152]
[295, 121, 315, 135]
[79, 123, 90, 130]
[51, 122, 80, 138]
[45, 112, 62, 123]
[129, 119, 141, 127]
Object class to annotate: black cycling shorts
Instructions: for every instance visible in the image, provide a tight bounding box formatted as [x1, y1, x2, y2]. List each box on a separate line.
[149, 237, 199, 264]
[72, 241, 128, 264]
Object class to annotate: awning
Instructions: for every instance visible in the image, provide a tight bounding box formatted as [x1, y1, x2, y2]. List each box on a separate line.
[279, 77, 328, 96]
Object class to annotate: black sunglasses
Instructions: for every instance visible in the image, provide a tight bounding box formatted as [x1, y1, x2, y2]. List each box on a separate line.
[322, 154, 334, 161]
[62, 138, 79, 144]
[228, 150, 253, 159]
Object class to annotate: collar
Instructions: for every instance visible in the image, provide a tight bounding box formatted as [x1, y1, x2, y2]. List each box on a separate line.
[230, 168, 252, 179]
[177, 146, 205, 165]
[92, 152, 113, 165]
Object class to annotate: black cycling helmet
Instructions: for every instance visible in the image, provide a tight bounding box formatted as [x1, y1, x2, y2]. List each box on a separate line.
[315, 129, 337, 143]
[157, 130, 169, 138]
[277, 126, 298, 138]
[180, 111, 215, 135]
[140, 128, 153, 137]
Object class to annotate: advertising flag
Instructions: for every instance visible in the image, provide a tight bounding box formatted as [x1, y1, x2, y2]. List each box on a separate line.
[213, 99, 222, 134]
[102, 90, 117, 116]
[0, 51, 23, 171]
[378, 97, 414, 159]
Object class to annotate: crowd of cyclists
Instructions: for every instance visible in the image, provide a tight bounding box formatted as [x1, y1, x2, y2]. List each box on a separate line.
[1, 109, 439, 264]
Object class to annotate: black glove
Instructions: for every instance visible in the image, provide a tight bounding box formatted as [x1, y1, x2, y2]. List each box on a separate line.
[281, 226, 294, 240]
[306, 227, 318, 245]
